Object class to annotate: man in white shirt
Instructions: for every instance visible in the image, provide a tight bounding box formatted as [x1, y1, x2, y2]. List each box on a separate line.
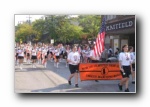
[67, 46, 80, 87]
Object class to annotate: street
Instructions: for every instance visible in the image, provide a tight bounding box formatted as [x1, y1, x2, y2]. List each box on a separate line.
[15, 59, 136, 93]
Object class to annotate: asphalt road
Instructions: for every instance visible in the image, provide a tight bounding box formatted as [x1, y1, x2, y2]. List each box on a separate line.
[15, 59, 136, 93]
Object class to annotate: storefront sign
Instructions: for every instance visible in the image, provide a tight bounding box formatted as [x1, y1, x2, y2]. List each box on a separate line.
[106, 18, 135, 32]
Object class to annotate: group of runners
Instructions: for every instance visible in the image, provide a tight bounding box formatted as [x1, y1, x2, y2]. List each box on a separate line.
[15, 43, 135, 91]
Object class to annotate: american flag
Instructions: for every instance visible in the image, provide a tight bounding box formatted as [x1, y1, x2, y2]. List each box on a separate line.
[94, 16, 106, 57]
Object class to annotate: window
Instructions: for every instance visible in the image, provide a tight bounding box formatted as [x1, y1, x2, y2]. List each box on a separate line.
[106, 15, 116, 21]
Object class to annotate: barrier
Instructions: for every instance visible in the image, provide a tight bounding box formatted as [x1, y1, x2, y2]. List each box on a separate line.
[79, 63, 122, 81]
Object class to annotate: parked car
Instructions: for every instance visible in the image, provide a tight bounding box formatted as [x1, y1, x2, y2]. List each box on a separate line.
[106, 56, 119, 62]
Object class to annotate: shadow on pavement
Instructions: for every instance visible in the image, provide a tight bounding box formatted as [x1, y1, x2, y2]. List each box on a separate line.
[31, 83, 125, 93]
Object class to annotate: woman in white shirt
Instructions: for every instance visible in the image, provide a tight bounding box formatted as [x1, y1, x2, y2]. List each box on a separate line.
[67, 46, 80, 87]
[31, 46, 37, 68]
[26, 46, 31, 64]
[17, 47, 24, 70]
[118, 44, 133, 92]
[54, 45, 60, 68]
[42, 48, 48, 68]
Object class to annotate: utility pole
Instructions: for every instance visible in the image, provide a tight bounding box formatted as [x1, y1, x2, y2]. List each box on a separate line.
[18, 21, 24, 25]
[26, 15, 32, 25]
[26, 15, 32, 45]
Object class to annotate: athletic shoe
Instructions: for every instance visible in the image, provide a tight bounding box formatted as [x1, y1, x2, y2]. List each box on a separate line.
[75, 84, 79, 87]
[68, 81, 71, 85]
[125, 88, 130, 92]
[118, 83, 122, 91]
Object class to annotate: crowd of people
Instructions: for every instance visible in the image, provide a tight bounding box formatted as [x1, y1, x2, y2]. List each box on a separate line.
[15, 43, 107, 69]
[15, 42, 135, 91]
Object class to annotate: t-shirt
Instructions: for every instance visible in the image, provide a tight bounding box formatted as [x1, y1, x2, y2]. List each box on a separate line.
[18, 49, 24, 56]
[119, 52, 132, 66]
[67, 51, 80, 65]
[85, 50, 90, 57]
[82, 50, 86, 57]
[42, 49, 47, 56]
[26, 47, 31, 53]
[55, 49, 60, 56]
[66, 49, 71, 55]
[108, 48, 113, 54]
[130, 52, 135, 63]
[31, 49, 37, 56]
[89, 50, 100, 60]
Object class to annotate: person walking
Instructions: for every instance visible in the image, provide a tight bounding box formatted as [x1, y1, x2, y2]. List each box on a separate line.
[31, 46, 37, 68]
[129, 46, 135, 84]
[26, 46, 31, 64]
[54, 45, 60, 68]
[118, 44, 133, 92]
[67, 46, 80, 87]
[42, 48, 48, 68]
[17, 46, 24, 70]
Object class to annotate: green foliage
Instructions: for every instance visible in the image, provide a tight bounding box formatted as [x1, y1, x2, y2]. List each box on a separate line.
[15, 23, 34, 42]
[78, 15, 101, 38]
[15, 15, 102, 44]
[32, 19, 46, 40]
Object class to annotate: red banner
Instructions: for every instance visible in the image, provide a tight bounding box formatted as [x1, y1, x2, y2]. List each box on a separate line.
[79, 63, 122, 81]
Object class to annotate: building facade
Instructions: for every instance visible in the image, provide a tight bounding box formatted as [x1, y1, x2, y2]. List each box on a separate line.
[104, 15, 135, 53]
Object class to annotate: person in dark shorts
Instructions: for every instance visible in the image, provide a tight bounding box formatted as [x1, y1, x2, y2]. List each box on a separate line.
[26, 46, 31, 64]
[67, 46, 80, 87]
[54, 45, 60, 68]
[129, 46, 135, 84]
[42, 48, 48, 68]
[17, 47, 24, 70]
[118, 44, 133, 92]
[31, 46, 37, 68]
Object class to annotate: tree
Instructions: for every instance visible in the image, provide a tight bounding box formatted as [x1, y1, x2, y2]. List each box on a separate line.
[15, 15, 101, 44]
[32, 18, 46, 41]
[44, 15, 83, 44]
[15, 23, 35, 43]
[78, 15, 101, 39]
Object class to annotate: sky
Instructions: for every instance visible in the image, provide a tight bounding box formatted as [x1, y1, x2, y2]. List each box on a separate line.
[15, 15, 78, 26]
[15, 15, 44, 26]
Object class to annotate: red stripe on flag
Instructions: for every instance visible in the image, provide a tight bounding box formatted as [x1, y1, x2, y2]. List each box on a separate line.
[94, 31, 105, 57]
